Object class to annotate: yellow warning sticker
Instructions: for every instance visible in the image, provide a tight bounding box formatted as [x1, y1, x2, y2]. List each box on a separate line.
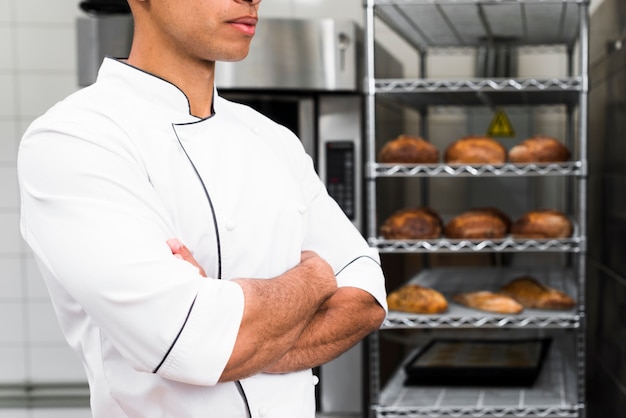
[487, 109, 515, 137]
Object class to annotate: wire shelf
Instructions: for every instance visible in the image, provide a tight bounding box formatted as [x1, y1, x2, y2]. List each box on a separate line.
[369, 237, 583, 253]
[373, 0, 584, 51]
[370, 161, 584, 178]
[373, 78, 582, 107]
[374, 336, 581, 417]
[383, 266, 579, 329]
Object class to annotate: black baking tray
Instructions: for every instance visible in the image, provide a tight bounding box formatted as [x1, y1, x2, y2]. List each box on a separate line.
[404, 338, 552, 387]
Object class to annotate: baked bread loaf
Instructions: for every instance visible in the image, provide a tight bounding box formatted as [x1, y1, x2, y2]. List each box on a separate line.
[380, 207, 443, 239]
[378, 135, 439, 164]
[444, 207, 511, 239]
[511, 209, 573, 239]
[499, 276, 575, 310]
[444, 136, 507, 164]
[387, 284, 448, 314]
[452, 291, 523, 314]
[509, 135, 571, 163]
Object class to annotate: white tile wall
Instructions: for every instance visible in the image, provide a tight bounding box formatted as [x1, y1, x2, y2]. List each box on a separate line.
[0, 121, 18, 163]
[1, 0, 87, 411]
[0, 212, 21, 255]
[14, 0, 81, 24]
[0, 0, 11, 24]
[16, 26, 76, 72]
[0, 258, 22, 298]
[259, 0, 294, 18]
[0, 27, 13, 70]
[0, 74, 16, 117]
[0, 166, 18, 209]
[17, 73, 78, 117]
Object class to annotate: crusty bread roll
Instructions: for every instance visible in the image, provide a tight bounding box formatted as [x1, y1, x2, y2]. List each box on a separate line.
[387, 284, 448, 314]
[444, 136, 507, 164]
[444, 207, 511, 239]
[509, 135, 571, 163]
[378, 135, 439, 164]
[380, 207, 443, 239]
[499, 276, 575, 310]
[452, 291, 523, 314]
[511, 209, 573, 239]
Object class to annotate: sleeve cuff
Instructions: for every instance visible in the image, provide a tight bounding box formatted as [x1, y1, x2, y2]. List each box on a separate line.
[156, 279, 244, 386]
[335, 252, 388, 314]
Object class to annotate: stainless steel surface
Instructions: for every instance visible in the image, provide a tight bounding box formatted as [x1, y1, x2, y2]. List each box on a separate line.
[220, 92, 316, 158]
[363, 0, 588, 416]
[372, 161, 584, 177]
[373, 77, 583, 108]
[377, 336, 580, 417]
[317, 95, 363, 230]
[319, 344, 364, 414]
[373, 0, 583, 51]
[370, 237, 583, 254]
[76, 14, 133, 87]
[215, 18, 359, 91]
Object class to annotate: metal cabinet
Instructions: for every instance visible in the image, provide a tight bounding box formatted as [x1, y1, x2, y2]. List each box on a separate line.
[363, 1, 590, 417]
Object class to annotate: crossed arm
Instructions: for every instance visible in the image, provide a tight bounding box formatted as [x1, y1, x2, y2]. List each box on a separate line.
[167, 239, 386, 381]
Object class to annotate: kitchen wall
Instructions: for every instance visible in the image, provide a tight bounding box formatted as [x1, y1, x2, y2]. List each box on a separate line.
[1, 1, 89, 417]
[0, 0, 605, 417]
[587, 0, 626, 415]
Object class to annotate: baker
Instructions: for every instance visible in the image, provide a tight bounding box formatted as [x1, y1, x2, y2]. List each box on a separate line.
[17, 0, 387, 417]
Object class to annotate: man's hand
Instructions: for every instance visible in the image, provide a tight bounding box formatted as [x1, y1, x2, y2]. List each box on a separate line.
[167, 238, 207, 277]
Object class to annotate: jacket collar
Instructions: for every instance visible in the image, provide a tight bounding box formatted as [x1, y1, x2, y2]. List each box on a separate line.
[97, 57, 218, 124]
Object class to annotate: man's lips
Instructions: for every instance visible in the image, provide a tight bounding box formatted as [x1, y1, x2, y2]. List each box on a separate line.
[228, 17, 258, 35]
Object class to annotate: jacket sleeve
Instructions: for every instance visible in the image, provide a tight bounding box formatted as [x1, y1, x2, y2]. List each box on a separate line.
[18, 114, 244, 386]
[283, 128, 388, 313]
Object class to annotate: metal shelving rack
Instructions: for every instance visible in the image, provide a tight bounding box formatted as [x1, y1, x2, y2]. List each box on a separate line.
[363, 1, 589, 417]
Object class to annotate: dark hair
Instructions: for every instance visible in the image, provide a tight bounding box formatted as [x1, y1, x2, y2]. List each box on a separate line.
[79, 0, 131, 14]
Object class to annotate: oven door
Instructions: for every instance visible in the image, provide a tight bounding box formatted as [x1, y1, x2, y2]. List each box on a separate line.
[220, 92, 316, 160]
[220, 92, 362, 232]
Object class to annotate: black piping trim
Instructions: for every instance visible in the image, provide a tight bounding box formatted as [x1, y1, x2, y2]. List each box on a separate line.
[153, 295, 197, 373]
[172, 125, 222, 281]
[335, 255, 381, 277]
[108, 57, 216, 120]
[235, 381, 253, 418]
[171, 123, 252, 415]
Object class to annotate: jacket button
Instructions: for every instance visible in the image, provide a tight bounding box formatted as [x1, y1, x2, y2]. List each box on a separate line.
[312, 375, 320, 386]
[258, 406, 269, 417]
[225, 220, 236, 231]
[297, 204, 306, 214]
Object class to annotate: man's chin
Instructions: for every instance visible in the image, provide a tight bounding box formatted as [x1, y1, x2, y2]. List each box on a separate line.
[216, 48, 251, 63]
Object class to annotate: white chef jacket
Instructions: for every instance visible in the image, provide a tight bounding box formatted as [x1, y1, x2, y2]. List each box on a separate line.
[17, 57, 387, 418]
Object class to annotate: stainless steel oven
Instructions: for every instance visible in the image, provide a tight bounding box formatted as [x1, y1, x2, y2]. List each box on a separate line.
[219, 91, 363, 230]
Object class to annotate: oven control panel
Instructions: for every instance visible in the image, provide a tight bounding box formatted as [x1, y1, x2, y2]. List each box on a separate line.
[325, 141, 355, 220]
